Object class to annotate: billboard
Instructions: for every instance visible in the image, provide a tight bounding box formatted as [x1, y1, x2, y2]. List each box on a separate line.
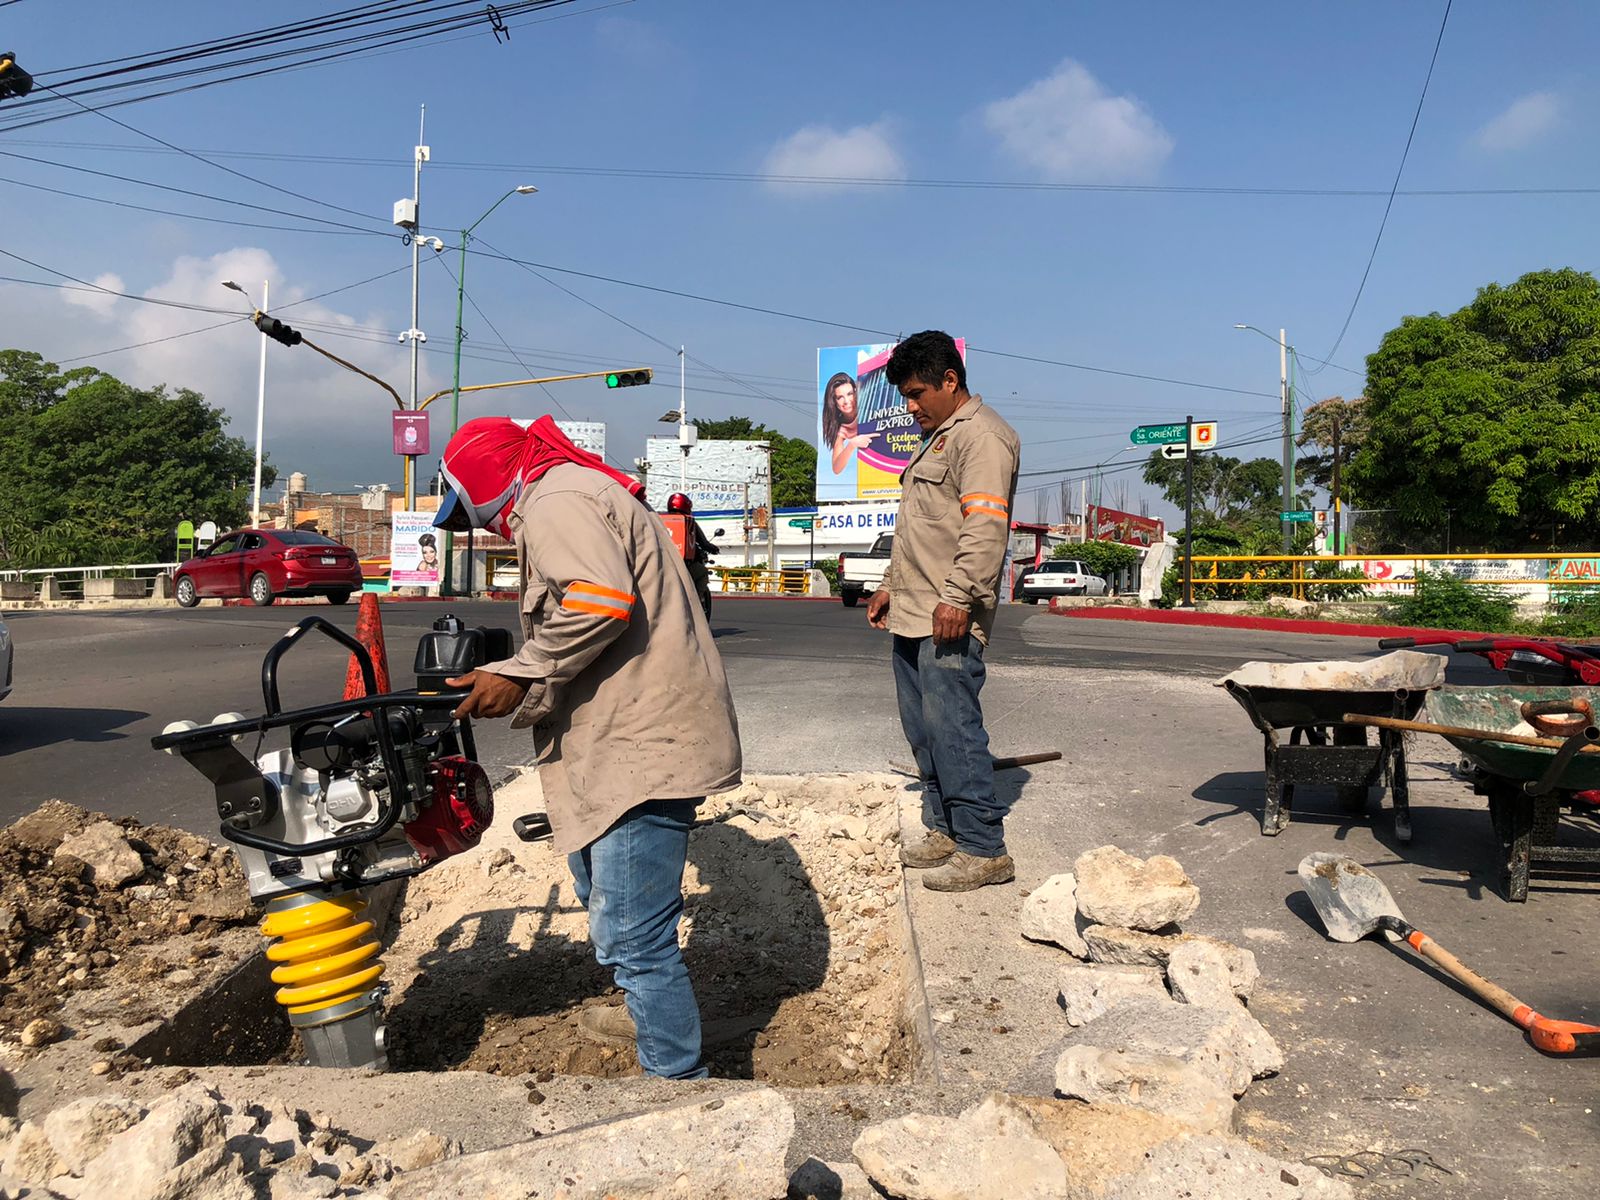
[556, 420, 605, 459]
[1085, 505, 1165, 548]
[643, 437, 769, 514]
[816, 339, 966, 504]
[390, 510, 441, 588]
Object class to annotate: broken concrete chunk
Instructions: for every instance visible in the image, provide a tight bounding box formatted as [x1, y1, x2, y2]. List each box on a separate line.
[1057, 963, 1168, 1026]
[1065, 998, 1283, 1095]
[0, 1170, 68, 1200]
[39, 1098, 144, 1175]
[385, 1088, 793, 1200]
[1103, 1134, 1355, 1200]
[1167, 940, 1259, 1009]
[787, 1155, 880, 1200]
[53, 823, 145, 890]
[0, 1124, 66, 1188]
[961, 1094, 1200, 1198]
[1054, 1046, 1236, 1134]
[853, 1111, 1068, 1200]
[1020, 873, 1088, 957]
[371, 1129, 460, 1173]
[1083, 925, 1180, 968]
[1074, 846, 1200, 932]
[74, 1083, 237, 1200]
[18, 1019, 63, 1050]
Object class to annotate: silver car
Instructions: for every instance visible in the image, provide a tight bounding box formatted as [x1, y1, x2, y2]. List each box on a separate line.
[0, 613, 11, 701]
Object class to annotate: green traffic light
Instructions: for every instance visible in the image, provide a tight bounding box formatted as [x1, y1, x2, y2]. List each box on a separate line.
[606, 373, 620, 388]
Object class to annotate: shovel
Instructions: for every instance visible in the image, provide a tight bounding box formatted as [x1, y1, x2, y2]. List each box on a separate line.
[1297, 852, 1600, 1056]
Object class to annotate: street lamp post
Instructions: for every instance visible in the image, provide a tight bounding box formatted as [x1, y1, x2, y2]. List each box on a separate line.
[1235, 323, 1293, 553]
[441, 184, 537, 596]
[222, 279, 268, 526]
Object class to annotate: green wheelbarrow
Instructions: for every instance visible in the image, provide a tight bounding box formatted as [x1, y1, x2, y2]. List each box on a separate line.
[1344, 686, 1600, 901]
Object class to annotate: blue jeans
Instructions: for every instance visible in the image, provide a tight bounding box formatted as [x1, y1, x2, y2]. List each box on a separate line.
[892, 634, 1007, 857]
[569, 799, 707, 1080]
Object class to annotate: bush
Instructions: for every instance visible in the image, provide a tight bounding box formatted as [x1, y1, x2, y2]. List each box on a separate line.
[1536, 590, 1600, 639]
[813, 558, 840, 595]
[1385, 569, 1519, 632]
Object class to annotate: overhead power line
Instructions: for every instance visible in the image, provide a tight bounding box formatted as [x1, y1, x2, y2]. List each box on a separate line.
[1317, 0, 1452, 365]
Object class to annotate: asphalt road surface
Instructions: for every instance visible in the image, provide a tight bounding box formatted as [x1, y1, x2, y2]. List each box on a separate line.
[0, 597, 1497, 832]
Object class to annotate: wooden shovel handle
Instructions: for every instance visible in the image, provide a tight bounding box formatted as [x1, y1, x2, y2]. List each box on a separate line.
[1405, 930, 1529, 1024]
[1345, 712, 1600, 754]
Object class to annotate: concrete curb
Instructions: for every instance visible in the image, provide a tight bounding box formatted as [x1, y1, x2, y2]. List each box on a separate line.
[1051, 605, 1492, 642]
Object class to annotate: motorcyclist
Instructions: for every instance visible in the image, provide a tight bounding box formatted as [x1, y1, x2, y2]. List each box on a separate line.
[666, 492, 717, 619]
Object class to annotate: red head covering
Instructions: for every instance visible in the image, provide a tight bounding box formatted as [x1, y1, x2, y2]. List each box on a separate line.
[435, 415, 643, 539]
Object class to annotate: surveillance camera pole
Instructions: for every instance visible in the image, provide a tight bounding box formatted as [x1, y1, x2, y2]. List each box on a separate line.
[401, 106, 428, 510]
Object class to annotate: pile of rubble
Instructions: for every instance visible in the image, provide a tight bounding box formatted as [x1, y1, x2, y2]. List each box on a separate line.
[0, 1081, 460, 1200]
[0, 802, 255, 1043]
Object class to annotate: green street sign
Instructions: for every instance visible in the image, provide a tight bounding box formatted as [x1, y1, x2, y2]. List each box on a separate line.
[1280, 510, 1315, 522]
[1130, 422, 1187, 446]
[787, 517, 815, 529]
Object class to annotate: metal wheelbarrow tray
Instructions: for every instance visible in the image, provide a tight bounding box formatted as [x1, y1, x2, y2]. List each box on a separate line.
[1218, 651, 1446, 842]
[1425, 686, 1600, 901]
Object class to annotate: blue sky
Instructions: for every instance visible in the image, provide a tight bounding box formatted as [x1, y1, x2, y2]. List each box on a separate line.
[2, 1, 1596, 523]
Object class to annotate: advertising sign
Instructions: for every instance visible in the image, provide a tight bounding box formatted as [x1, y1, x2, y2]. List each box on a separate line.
[555, 420, 605, 459]
[390, 510, 441, 587]
[643, 437, 769, 514]
[816, 339, 966, 504]
[392, 412, 429, 457]
[1085, 505, 1165, 548]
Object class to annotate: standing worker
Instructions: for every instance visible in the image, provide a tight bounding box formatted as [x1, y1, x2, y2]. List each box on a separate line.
[866, 331, 1021, 891]
[435, 415, 742, 1079]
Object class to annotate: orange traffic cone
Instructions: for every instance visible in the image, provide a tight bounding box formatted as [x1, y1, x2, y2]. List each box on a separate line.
[343, 592, 392, 700]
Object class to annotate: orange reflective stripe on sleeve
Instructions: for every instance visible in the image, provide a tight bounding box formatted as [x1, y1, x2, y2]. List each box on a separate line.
[960, 491, 1010, 521]
[561, 580, 634, 621]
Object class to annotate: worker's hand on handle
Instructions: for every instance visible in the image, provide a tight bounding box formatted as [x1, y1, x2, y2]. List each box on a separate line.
[866, 588, 891, 629]
[447, 670, 530, 721]
[931, 602, 970, 644]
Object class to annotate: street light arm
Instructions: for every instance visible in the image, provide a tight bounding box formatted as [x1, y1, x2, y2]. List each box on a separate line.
[420, 368, 646, 411]
[300, 337, 405, 408]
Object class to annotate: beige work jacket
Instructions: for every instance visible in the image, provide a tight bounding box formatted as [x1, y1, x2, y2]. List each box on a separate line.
[480, 463, 742, 853]
[885, 395, 1020, 644]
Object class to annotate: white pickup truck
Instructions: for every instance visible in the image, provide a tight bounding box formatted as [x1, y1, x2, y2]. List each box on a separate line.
[837, 533, 893, 607]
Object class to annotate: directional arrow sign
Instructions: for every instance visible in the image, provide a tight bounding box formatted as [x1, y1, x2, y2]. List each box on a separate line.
[1160, 444, 1189, 460]
[1131, 422, 1187, 446]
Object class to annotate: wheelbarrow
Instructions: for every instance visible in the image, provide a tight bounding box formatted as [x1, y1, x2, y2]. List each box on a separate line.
[1346, 686, 1600, 901]
[1218, 651, 1446, 841]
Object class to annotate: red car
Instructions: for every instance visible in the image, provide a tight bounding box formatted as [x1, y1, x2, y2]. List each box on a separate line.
[174, 529, 363, 608]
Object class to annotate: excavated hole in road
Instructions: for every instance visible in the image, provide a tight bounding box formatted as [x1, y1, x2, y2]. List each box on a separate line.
[155, 773, 921, 1086]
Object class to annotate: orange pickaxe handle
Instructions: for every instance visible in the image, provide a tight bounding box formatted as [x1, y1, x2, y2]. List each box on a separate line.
[1402, 928, 1600, 1055]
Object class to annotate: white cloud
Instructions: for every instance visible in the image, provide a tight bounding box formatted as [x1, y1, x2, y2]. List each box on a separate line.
[60, 272, 125, 316]
[981, 59, 1173, 181]
[760, 121, 907, 191]
[1475, 91, 1560, 152]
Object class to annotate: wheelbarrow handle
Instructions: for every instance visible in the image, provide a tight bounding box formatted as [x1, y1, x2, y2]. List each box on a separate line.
[1343, 713, 1600, 754]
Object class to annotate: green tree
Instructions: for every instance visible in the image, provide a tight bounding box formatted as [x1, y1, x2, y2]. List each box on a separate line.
[0, 349, 268, 567]
[1141, 451, 1297, 529]
[691, 416, 817, 508]
[1295, 394, 1369, 493]
[1347, 267, 1600, 550]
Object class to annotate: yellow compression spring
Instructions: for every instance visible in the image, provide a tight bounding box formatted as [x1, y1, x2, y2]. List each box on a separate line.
[261, 893, 384, 1019]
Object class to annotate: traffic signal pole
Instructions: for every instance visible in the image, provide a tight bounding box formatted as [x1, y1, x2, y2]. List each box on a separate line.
[251, 280, 267, 526]
[1279, 327, 1291, 553]
[1181, 414, 1195, 609]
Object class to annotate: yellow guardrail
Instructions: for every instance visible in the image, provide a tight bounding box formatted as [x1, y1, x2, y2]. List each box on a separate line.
[714, 567, 811, 596]
[1182, 552, 1600, 601]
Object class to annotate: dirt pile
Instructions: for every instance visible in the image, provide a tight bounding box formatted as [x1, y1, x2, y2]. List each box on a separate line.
[0, 801, 255, 1040]
[384, 773, 914, 1085]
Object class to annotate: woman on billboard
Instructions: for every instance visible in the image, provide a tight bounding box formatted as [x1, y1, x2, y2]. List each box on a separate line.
[822, 371, 874, 474]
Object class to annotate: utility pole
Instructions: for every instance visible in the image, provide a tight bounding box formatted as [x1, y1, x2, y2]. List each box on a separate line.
[1181, 414, 1196, 608]
[1278, 327, 1291, 553]
[764, 442, 776, 572]
[742, 483, 752, 567]
[401, 106, 428, 510]
[1330, 416, 1342, 556]
[250, 279, 268, 526]
[678, 347, 688, 490]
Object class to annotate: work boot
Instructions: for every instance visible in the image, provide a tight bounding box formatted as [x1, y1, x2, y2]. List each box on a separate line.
[921, 851, 1015, 892]
[577, 1003, 636, 1046]
[899, 829, 957, 868]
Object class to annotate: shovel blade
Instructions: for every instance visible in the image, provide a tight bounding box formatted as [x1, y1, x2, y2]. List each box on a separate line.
[1297, 852, 1405, 943]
